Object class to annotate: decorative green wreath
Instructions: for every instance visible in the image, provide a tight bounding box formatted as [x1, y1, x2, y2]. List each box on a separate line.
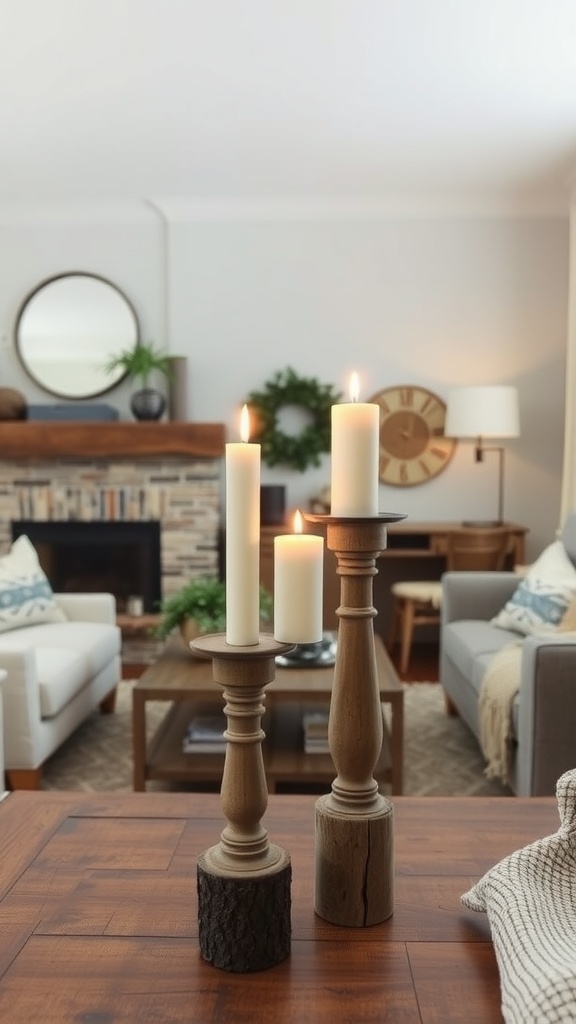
[247, 367, 342, 472]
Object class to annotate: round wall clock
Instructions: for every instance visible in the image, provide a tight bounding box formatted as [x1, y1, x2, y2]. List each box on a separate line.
[369, 385, 457, 487]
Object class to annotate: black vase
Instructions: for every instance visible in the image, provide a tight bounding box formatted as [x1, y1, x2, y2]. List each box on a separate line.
[130, 388, 166, 421]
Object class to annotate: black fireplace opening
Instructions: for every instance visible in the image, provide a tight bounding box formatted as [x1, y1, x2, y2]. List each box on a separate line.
[12, 521, 162, 614]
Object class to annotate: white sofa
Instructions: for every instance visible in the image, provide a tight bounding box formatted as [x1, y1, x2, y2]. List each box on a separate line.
[0, 593, 122, 789]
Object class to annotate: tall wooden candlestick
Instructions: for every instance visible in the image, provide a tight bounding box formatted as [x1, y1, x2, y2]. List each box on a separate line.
[305, 512, 406, 927]
[190, 632, 295, 972]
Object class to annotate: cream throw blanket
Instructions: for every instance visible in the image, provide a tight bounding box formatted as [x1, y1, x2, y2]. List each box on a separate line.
[478, 642, 522, 784]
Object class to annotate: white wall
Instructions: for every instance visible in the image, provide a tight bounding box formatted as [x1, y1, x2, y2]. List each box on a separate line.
[0, 202, 165, 414]
[0, 202, 568, 561]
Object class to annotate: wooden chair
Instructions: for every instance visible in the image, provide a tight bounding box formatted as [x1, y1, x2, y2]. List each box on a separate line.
[387, 525, 513, 675]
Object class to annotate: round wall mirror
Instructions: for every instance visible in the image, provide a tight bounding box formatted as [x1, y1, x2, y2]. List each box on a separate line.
[15, 272, 140, 400]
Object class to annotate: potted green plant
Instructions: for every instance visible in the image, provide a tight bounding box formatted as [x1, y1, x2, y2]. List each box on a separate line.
[155, 576, 273, 649]
[104, 341, 173, 420]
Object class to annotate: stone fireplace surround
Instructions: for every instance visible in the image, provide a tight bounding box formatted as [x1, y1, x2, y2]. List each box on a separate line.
[0, 421, 226, 607]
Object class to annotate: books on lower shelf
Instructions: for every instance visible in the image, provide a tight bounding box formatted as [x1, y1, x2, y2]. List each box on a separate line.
[303, 710, 330, 754]
[183, 710, 226, 753]
[183, 706, 333, 754]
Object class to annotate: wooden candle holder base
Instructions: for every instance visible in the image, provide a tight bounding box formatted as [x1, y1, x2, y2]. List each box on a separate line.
[306, 513, 405, 927]
[190, 633, 295, 971]
[315, 797, 393, 927]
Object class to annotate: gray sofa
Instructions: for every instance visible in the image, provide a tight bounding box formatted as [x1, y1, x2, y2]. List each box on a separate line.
[440, 515, 576, 796]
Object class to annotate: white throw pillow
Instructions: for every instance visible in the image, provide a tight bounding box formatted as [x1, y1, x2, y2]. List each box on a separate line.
[0, 535, 67, 634]
[491, 540, 576, 635]
[526, 538, 576, 583]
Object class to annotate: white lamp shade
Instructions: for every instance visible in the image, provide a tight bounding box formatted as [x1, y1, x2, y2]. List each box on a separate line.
[445, 386, 520, 439]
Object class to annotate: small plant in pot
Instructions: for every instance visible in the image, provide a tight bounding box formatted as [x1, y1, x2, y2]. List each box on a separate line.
[155, 576, 273, 650]
[104, 341, 172, 420]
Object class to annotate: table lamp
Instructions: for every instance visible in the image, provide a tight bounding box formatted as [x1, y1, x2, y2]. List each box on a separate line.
[445, 385, 520, 525]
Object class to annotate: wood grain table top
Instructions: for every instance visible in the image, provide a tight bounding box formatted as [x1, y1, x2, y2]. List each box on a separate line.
[0, 790, 558, 1023]
[134, 631, 403, 699]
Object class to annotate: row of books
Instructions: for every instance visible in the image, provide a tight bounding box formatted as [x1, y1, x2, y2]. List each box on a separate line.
[15, 486, 169, 522]
[302, 711, 330, 753]
[182, 712, 226, 753]
[182, 709, 331, 755]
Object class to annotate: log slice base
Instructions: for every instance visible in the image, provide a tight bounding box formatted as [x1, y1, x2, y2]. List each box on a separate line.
[314, 795, 394, 926]
[197, 849, 291, 972]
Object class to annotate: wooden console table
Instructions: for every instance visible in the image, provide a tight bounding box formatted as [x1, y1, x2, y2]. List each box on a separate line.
[262, 520, 528, 635]
[385, 519, 527, 563]
[0, 790, 557, 1022]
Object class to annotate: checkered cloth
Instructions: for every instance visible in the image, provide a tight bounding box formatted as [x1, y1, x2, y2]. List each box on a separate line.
[462, 769, 576, 1023]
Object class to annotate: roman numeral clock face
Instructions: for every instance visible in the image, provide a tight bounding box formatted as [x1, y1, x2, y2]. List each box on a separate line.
[370, 385, 457, 487]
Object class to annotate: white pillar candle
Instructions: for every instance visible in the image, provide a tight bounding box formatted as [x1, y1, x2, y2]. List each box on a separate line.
[331, 371, 379, 517]
[225, 404, 261, 646]
[274, 510, 324, 644]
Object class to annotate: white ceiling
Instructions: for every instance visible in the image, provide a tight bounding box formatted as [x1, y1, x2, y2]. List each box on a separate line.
[2, 0, 576, 214]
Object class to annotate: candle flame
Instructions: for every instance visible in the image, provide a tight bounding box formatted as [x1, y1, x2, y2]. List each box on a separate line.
[293, 509, 303, 534]
[349, 371, 360, 403]
[240, 404, 251, 442]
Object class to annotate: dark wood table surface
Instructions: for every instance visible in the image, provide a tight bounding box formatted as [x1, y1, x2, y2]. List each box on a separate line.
[0, 790, 558, 1023]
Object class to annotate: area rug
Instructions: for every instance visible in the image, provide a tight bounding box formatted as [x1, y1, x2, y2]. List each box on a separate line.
[39, 681, 512, 796]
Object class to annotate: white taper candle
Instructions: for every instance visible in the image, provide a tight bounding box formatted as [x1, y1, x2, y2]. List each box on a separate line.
[225, 404, 260, 645]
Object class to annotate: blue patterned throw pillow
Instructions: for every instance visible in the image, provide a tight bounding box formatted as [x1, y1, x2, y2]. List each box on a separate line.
[0, 535, 66, 634]
[492, 576, 575, 635]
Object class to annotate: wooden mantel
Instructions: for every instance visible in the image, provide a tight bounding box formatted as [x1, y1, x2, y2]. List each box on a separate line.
[0, 421, 226, 460]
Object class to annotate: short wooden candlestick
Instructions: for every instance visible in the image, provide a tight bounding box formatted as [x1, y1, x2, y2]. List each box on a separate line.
[305, 512, 406, 927]
[190, 632, 295, 972]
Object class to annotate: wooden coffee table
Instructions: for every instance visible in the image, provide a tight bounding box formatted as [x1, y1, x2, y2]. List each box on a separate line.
[132, 633, 404, 794]
[0, 790, 552, 1022]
